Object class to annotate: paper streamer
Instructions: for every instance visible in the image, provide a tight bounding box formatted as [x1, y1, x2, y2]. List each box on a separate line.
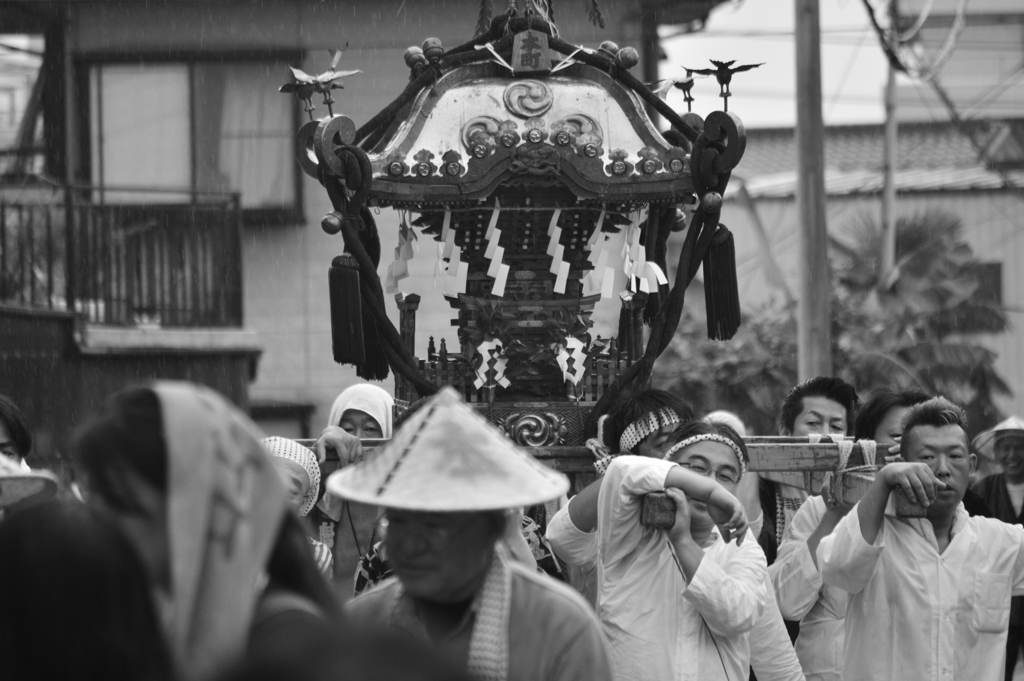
[548, 208, 562, 237]
[493, 264, 510, 297]
[443, 230, 456, 258]
[473, 339, 510, 389]
[392, 257, 409, 281]
[632, 250, 646, 280]
[441, 210, 452, 241]
[554, 261, 570, 294]
[556, 338, 589, 385]
[485, 198, 501, 239]
[384, 264, 397, 294]
[646, 262, 668, 287]
[453, 261, 468, 294]
[487, 246, 505, 277]
[549, 245, 564, 274]
[485, 230, 501, 259]
[546, 228, 562, 257]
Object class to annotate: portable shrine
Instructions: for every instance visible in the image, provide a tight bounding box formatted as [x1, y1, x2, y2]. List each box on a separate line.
[285, 3, 915, 517]
[286, 6, 748, 466]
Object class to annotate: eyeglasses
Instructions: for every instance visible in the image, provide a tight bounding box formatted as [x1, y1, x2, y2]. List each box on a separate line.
[678, 462, 739, 485]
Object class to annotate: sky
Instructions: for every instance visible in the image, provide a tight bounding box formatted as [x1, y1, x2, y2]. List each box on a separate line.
[661, 0, 893, 129]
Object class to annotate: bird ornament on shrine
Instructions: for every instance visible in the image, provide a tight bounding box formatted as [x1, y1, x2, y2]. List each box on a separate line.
[684, 59, 763, 111]
[279, 46, 362, 119]
[649, 69, 708, 112]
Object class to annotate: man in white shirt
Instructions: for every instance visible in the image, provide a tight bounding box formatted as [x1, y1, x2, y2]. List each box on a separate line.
[770, 388, 931, 681]
[552, 419, 806, 679]
[597, 425, 758, 681]
[819, 397, 1024, 681]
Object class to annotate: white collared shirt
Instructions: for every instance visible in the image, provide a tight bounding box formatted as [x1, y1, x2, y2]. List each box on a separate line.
[593, 456, 768, 681]
[770, 495, 846, 681]
[819, 502, 1024, 681]
[547, 472, 802, 681]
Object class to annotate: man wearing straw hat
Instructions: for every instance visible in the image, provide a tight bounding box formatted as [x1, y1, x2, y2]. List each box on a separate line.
[972, 415, 1024, 681]
[331, 387, 613, 681]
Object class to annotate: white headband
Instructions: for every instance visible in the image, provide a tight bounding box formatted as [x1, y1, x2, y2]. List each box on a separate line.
[662, 433, 747, 481]
[619, 409, 681, 452]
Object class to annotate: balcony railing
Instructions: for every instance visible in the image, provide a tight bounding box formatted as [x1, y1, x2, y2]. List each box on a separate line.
[0, 185, 243, 327]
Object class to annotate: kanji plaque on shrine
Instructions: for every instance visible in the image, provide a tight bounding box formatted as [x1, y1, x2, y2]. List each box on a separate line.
[512, 29, 551, 75]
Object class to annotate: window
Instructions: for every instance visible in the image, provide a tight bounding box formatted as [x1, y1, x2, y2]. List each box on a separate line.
[0, 34, 46, 177]
[87, 57, 301, 222]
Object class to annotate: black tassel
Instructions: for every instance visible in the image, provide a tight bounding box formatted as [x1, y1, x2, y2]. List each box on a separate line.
[329, 254, 365, 365]
[703, 224, 741, 340]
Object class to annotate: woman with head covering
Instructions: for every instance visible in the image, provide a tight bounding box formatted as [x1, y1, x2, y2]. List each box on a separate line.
[311, 384, 394, 581]
[0, 500, 175, 681]
[315, 383, 394, 465]
[72, 382, 338, 681]
[262, 437, 333, 578]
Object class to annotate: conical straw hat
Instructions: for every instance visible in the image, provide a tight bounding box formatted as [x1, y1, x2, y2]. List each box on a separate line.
[0, 454, 59, 509]
[327, 387, 569, 511]
[972, 416, 1024, 459]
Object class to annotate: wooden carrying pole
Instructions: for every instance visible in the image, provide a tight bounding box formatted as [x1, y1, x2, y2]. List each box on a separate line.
[880, 1, 899, 278]
[303, 436, 925, 521]
[794, 0, 833, 379]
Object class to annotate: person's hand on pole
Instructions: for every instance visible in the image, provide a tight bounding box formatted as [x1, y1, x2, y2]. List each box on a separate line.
[314, 425, 364, 467]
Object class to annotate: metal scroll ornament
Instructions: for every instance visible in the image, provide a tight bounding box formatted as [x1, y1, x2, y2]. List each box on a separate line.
[503, 412, 568, 447]
[503, 80, 553, 118]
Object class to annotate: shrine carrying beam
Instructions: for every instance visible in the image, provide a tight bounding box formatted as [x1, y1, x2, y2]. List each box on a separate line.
[306, 436, 879, 492]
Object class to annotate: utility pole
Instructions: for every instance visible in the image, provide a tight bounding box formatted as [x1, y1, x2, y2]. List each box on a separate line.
[880, 0, 899, 278]
[794, 0, 832, 380]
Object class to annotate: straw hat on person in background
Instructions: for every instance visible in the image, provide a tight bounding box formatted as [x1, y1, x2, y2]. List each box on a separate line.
[327, 387, 568, 510]
[972, 416, 1024, 459]
[0, 453, 58, 510]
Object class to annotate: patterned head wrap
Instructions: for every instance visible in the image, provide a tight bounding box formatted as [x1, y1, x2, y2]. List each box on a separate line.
[262, 436, 321, 517]
[662, 433, 747, 481]
[619, 408, 681, 453]
[152, 382, 287, 681]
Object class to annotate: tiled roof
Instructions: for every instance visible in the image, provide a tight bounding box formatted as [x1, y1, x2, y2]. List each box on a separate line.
[737, 119, 1017, 176]
[743, 167, 1024, 199]
[733, 118, 1024, 197]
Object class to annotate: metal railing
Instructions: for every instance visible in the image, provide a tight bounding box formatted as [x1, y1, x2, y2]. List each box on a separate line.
[0, 185, 243, 327]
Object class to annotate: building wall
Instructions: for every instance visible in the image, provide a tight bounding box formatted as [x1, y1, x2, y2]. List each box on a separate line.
[65, 0, 648, 430]
[896, 1, 1024, 122]
[719, 189, 1024, 416]
[0, 306, 255, 475]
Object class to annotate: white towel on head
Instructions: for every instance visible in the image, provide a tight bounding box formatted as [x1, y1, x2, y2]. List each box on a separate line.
[327, 384, 394, 437]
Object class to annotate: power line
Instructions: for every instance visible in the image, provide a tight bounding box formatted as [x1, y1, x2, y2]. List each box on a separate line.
[960, 65, 1024, 118]
[827, 29, 873, 118]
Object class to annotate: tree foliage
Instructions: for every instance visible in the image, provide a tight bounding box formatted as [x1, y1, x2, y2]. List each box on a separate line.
[654, 210, 1012, 438]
